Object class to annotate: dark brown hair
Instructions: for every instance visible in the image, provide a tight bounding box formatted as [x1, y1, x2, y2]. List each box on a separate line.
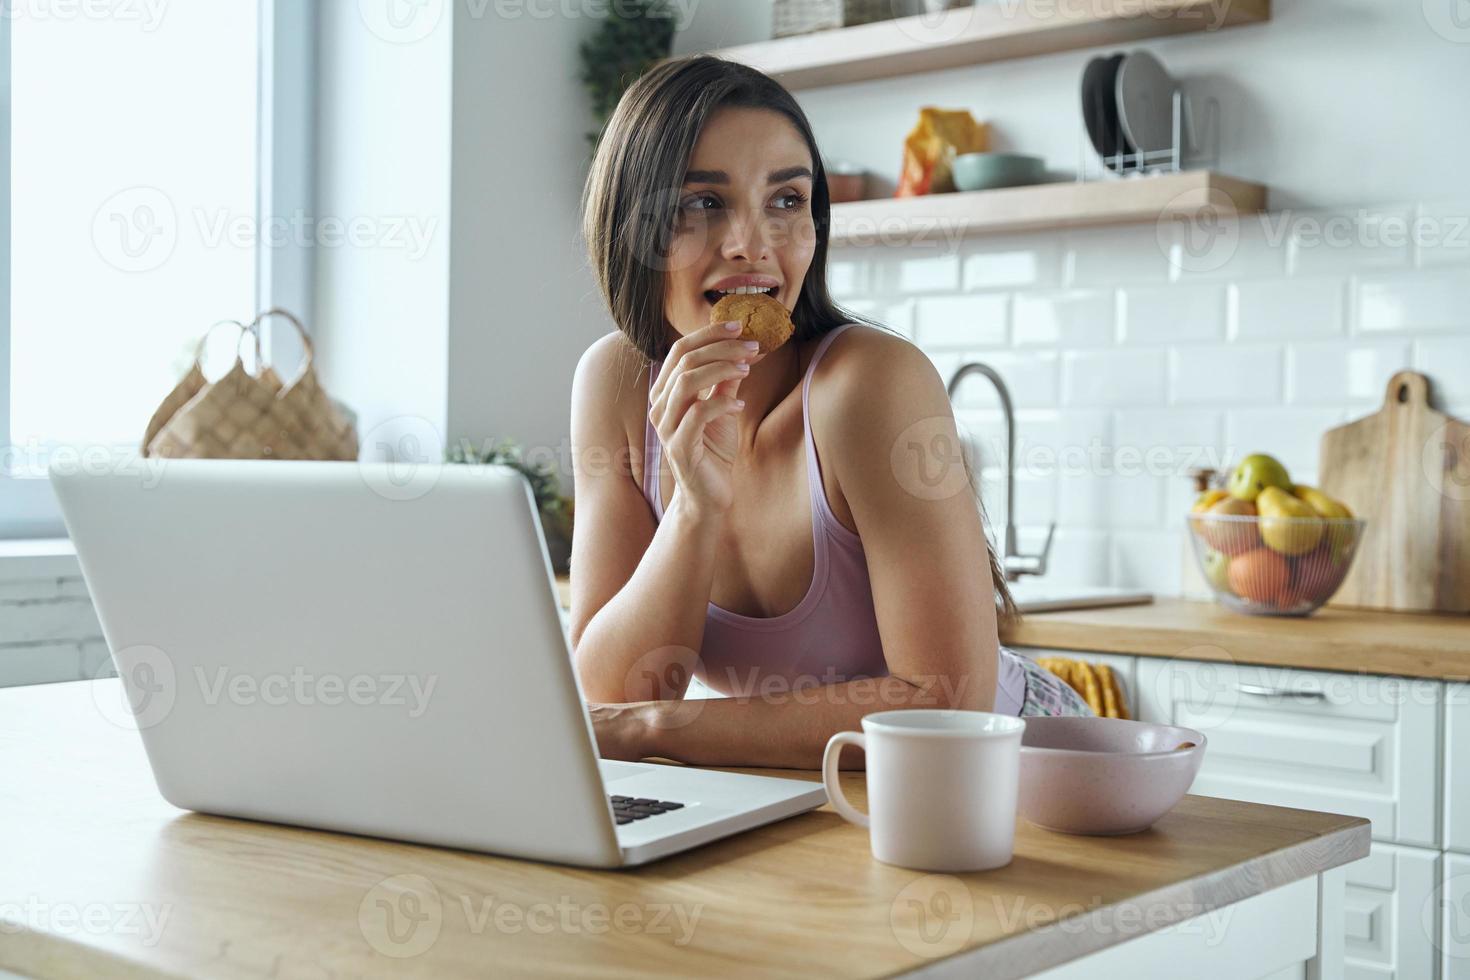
[581, 54, 870, 362]
[580, 54, 1017, 622]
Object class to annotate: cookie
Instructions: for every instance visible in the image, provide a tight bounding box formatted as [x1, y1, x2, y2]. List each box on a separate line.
[710, 292, 795, 354]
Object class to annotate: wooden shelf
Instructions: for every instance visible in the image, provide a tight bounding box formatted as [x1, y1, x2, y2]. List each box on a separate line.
[827, 170, 1266, 245]
[716, 0, 1270, 90]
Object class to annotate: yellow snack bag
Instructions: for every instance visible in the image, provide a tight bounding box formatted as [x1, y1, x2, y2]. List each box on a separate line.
[896, 107, 989, 197]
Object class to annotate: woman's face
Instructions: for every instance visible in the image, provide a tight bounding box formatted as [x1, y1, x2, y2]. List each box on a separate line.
[662, 107, 817, 362]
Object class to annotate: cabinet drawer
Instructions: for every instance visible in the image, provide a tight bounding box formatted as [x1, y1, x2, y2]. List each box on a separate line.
[1444, 854, 1470, 980]
[1448, 685, 1470, 855]
[1137, 659, 1441, 847]
[1012, 647, 1137, 718]
[1343, 843, 1440, 980]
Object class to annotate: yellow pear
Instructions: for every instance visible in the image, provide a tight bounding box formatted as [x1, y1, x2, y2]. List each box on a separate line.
[1258, 486, 1323, 556]
[1291, 484, 1353, 520]
[1192, 489, 1229, 513]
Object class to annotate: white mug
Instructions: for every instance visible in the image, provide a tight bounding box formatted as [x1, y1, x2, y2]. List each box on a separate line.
[822, 709, 1026, 872]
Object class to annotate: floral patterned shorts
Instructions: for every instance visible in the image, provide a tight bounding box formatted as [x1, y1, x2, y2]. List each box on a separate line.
[1016, 654, 1095, 717]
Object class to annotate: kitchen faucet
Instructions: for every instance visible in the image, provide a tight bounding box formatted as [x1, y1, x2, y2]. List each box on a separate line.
[946, 362, 1056, 582]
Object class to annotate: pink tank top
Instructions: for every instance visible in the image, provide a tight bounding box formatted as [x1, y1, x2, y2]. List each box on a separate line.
[641, 323, 1025, 715]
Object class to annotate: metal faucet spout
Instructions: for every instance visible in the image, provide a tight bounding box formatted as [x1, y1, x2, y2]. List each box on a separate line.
[946, 362, 1056, 582]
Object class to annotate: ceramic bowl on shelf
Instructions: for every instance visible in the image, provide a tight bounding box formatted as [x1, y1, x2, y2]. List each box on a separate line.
[1018, 717, 1206, 836]
[951, 152, 1046, 191]
[1186, 515, 1366, 617]
[826, 160, 868, 204]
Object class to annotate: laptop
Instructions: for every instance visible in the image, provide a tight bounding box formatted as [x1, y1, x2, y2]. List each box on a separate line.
[50, 458, 826, 868]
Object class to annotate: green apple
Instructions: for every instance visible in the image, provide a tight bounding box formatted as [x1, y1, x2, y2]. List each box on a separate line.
[1202, 548, 1233, 594]
[1228, 453, 1293, 502]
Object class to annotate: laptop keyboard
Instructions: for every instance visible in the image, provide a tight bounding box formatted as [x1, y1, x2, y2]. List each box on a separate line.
[609, 795, 685, 825]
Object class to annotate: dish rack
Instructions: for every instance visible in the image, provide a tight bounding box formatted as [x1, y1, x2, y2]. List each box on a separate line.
[1078, 86, 1221, 180]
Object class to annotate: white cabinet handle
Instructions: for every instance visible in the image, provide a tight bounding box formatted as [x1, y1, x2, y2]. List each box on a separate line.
[1236, 682, 1327, 702]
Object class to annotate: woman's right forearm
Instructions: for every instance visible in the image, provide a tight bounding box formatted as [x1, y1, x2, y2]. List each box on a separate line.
[573, 493, 722, 703]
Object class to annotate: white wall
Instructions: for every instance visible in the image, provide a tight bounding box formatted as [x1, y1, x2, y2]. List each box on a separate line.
[315, 0, 609, 478]
[444, 1, 610, 479]
[673, 0, 1470, 595]
[314, 0, 452, 460]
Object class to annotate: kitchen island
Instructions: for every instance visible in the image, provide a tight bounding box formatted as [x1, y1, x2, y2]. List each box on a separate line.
[1, 679, 1366, 979]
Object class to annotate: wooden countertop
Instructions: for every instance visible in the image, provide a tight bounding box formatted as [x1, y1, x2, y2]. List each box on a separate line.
[554, 576, 1467, 681]
[0, 680, 1367, 979]
[1000, 597, 1470, 682]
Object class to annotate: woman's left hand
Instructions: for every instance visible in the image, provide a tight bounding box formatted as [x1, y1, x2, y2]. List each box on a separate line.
[587, 702, 652, 761]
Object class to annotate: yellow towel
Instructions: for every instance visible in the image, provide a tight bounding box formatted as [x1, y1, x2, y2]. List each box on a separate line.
[1036, 657, 1130, 719]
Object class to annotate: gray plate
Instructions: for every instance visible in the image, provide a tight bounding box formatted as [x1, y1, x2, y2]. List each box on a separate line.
[1115, 50, 1178, 158]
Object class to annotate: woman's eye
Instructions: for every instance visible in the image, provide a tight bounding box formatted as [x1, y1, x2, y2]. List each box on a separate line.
[681, 194, 720, 213]
[773, 191, 809, 212]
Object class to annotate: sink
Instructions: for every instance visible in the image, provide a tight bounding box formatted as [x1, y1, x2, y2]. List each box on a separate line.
[1006, 582, 1153, 614]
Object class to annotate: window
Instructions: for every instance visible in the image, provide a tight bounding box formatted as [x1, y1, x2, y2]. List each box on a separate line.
[1, 2, 310, 536]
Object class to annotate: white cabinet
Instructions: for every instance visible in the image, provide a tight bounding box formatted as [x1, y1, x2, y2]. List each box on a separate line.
[1136, 658, 1442, 847]
[1011, 647, 1137, 718]
[1341, 842, 1440, 980]
[1447, 684, 1470, 855]
[1443, 854, 1470, 980]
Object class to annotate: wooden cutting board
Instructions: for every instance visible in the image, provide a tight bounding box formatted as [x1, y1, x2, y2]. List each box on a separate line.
[1319, 371, 1470, 613]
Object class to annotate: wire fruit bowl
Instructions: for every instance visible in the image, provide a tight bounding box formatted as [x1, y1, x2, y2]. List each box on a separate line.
[1187, 514, 1366, 617]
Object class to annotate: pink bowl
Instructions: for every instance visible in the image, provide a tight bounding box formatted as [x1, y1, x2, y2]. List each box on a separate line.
[1019, 717, 1206, 836]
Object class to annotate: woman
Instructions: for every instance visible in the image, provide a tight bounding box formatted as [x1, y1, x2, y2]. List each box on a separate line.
[570, 55, 1090, 770]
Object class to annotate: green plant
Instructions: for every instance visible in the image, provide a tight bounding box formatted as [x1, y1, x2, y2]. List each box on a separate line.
[578, 0, 677, 148]
[445, 437, 571, 532]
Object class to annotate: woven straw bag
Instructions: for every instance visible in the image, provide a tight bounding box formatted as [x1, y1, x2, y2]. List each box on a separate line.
[142, 308, 358, 461]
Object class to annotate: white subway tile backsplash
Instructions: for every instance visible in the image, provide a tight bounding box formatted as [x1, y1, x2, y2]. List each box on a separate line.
[1414, 200, 1470, 268]
[1062, 350, 1168, 407]
[961, 234, 1063, 291]
[847, 298, 915, 338]
[1011, 474, 1059, 528]
[1231, 277, 1346, 340]
[1065, 225, 1173, 287]
[950, 351, 1059, 409]
[957, 409, 1114, 481]
[890, 253, 962, 293]
[1162, 212, 1288, 282]
[1056, 471, 1109, 528]
[1286, 341, 1412, 405]
[1120, 284, 1227, 344]
[1356, 269, 1470, 333]
[1285, 207, 1414, 276]
[826, 249, 872, 297]
[1170, 346, 1282, 405]
[1414, 337, 1470, 405]
[1166, 478, 1207, 527]
[1223, 408, 1348, 478]
[1105, 474, 1167, 529]
[1012, 290, 1115, 347]
[913, 294, 1008, 348]
[1023, 528, 1111, 588]
[1110, 529, 1185, 595]
[1113, 410, 1225, 475]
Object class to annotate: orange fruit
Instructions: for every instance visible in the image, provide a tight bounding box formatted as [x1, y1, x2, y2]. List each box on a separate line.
[1228, 548, 1290, 605]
